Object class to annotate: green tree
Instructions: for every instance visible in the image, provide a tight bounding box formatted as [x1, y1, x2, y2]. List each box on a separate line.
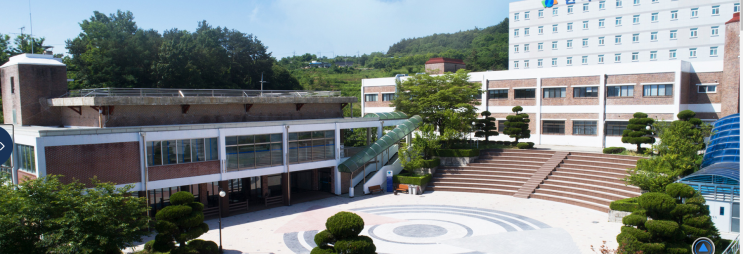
[0, 34, 12, 65]
[400, 124, 441, 171]
[0, 175, 150, 254]
[622, 112, 655, 152]
[13, 34, 46, 55]
[152, 191, 217, 254]
[474, 111, 498, 142]
[503, 106, 531, 143]
[617, 183, 726, 254]
[392, 69, 481, 135]
[312, 211, 376, 254]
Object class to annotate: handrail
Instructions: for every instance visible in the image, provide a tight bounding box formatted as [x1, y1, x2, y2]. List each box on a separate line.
[58, 88, 342, 98]
[722, 234, 739, 254]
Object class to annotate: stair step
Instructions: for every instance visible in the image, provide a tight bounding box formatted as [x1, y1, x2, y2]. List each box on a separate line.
[543, 176, 639, 192]
[431, 177, 526, 186]
[433, 173, 531, 181]
[555, 167, 628, 178]
[530, 193, 610, 212]
[566, 155, 640, 165]
[426, 186, 517, 196]
[538, 182, 637, 200]
[561, 159, 636, 169]
[550, 170, 627, 182]
[429, 182, 521, 190]
[532, 188, 613, 206]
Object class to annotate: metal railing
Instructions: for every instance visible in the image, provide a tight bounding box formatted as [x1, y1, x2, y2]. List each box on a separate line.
[59, 88, 341, 98]
[722, 234, 739, 254]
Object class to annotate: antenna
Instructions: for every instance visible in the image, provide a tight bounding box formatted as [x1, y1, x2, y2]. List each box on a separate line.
[29, 0, 33, 54]
[259, 72, 268, 96]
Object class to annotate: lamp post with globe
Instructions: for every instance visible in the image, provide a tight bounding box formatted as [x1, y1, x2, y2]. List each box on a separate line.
[218, 187, 226, 253]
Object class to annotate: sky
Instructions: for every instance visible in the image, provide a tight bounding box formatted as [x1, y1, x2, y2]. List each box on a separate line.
[1, 0, 517, 59]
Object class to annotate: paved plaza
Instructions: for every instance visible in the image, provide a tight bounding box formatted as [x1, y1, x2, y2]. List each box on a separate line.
[129, 191, 622, 254]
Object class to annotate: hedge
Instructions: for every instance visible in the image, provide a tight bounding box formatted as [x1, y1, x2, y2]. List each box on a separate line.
[517, 142, 535, 149]
[610, 197, 640, 212]
[434, 149, 480, 157]
[603, 147, 626, 154]
[393, 174, 432, 186]
[420, 158, 440, 168]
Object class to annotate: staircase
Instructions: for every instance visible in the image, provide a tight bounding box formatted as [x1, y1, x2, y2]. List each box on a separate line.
[427, 149, 556, 196]
[530, 152, 642, 212]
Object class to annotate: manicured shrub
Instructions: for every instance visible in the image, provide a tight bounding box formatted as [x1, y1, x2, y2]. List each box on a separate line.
[638, 192, 677, 219]
[621, 226, 651, 242]
[314, 230, 335, 247]
[622, 112, 655, 152]
[609, 197, 640, 212]
[665, 183, 695, 199]
[516, 142, 530, 149]
[153, 191, 211, 253]
[310, 246, 337, 254]
[433, 149, 480, 157]
[419, 158, 440, 168]
[311, 212, 376, 254]
[602, 147, 626, 154]
[144, 240, 155, 252]
[645, 220, 679, 238]
[326, 212, 364, 239]
[334, 236, 376, 254]
[622, 214, 647, 227]
[187, 239, 219, 254]
[527, 142, 534, 148]
[393, 174, 432, 186]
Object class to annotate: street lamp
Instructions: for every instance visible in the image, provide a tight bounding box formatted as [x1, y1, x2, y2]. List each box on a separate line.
[218, 187, 226, 253]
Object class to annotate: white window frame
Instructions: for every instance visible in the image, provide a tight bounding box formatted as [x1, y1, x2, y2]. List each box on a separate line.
[567, 40, 573, 48]
[567, 22, 573, 31]
[735, 3, 740, 13]
[514, 61, 519, 69]
[583, 21, 589, 29]
[669, 49, 677, 59]
[514, 45, 519, 53]
[671, 10, 678, 20]
[525, 11, 530, 19]
[538, 42, 544, 51]
[632, 52, 639, 61]
[598, 37, 605, 45]
[539, 9, 544, 18]
[615, 35, 622, 44]
[514, 29, 519, 37]
[650, 51, 657, 60]
[710, 46, 718, 57]
[567, 57, 573, 66]
[514, 12, 519, 21]
[583, 3, 589, 12]
[568, 5, 574, 14]
[690, 28, 698, 38]
[552, 58, 558, 66]
[538, 59, 543, 67]
[633, 15, 640, 24]
[712, 5, 720, 16]
[690, 48, 697, 58]
[651, 13, 658, 22]
[539, 26, 544, 34]
[582, 38, 588, 47]
[632, 33, 639, 43]
[552, 41, 558, 49]
[711, 26, 719, 36]
[524, 60, 530, 68]
[599, 19, 605, 28]
[524, 44, 530, 52]
[553, 7, 559, 16]
[615, 53, 621, 62]
[582, 56, 588, 65]
[651, 32, 658, 41]
[691, 8, 698, 18]
[670, 30, 678, 39]
[633, 0, 640, 5]
[697, 83, 718, 93]
[600, 1, 606, 9]
[525, 28, 530, 36]
[553, 24, 558, 33]
[616, 17, 622, 26]
[598, 55, 604, 63]
[616, 0, 622, 7]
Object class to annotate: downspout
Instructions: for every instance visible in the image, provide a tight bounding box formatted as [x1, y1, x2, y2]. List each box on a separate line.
[285, 125, 291, 206]
[139, 132, 150, 229]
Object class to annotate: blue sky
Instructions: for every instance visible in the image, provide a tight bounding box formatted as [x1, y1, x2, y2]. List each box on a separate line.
[1, 0, 517, 59]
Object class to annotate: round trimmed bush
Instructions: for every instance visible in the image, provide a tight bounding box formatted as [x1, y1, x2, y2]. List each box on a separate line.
[602, 147, 626, 154]
[645, 220, 679, 238]
[638, 192, 677, 219]
[621, 226, 651, 242]
[683, 215, 712, 228]
[334, 236, 376, 254]
[186, 239, 219, 254]
[326, 212, 364, 239]
[665, 183, 695, 199]
[314, 230, 335, 247]
[640, 242, 666, 254]
[170, 191, 195, 206]
[310, 246, 337, 254]
[622, 214, 647, 227]
[516, 142, 530, 149]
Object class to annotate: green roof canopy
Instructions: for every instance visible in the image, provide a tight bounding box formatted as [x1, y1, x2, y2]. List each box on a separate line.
[338, 115, 422, 173]
[363, 112, 408, 120]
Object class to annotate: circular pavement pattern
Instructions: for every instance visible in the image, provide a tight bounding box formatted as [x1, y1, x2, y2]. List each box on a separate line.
[283, 204, 551, 254]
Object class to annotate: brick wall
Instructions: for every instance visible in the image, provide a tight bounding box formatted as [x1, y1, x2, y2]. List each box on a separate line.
[0, 65, 67, 125]
[686, 72, 724, 104]
[491, 112, 538, 134]
[363, 86, 395, 108]
[148, 161, 220, 181]
[722, 19, 741, 116]
[45, 142, 141, 187]
[540, 113, 599, 135]
[605, 73, 675, 105]
[487, 79, 538, 106]
[18, 170, 36, 183]
[605, 113, 675, 120]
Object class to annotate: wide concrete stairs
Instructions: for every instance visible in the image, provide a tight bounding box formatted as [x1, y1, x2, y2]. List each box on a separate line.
[427, 149, 642, 213]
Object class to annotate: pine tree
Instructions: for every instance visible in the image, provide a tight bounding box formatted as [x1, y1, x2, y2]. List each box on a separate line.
[474, 111, 499, 142]
[503, 106, 531, 143]
[152, 191, 218, 254]
[622, 112, 655, 152]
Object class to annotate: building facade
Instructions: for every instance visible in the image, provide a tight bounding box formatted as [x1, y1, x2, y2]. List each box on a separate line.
[509, 0, 739, 69]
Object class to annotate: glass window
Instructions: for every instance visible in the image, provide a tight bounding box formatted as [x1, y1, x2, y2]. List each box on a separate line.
[607, 85, 634, 97]
[514, 61, 519, 69]
[650, 51, 657, 60]
[606, 121, 629, 136]
[524, 44, 530, 52]
[615, 17, 622, 26]
[365, 94, 378, 102]
[514, 29, 519, 37]
[690, 48, 697, 57]
[177, 139, 191, 163]
[489, 89, 508, 99]
[538, 43, 544, 51]
[567, 23, 573, 31]
[583, 3, 589, 12]
[574, 87, 599, 97]
[600, 1, 606, 9]
[582, 56, 588, 64]
[553, 24, 558, 32]
[191, 139, 205, 162]
[671, 10, 678, 20]
[552, 41, 558, 49]
[525, 28, 530, 36]
[552, 58, 558, 66]
[17, 144, 36, 173]
[538, 59, 543, 67]
[525, 11, 530, 19]
[553, 7, 558, 16]
[616, 0, 622, 7]
[669, 49, 677, 59]
[632, 52, 639, 61]
[615, 35, 622, 44]
[643, 84, 673, 96]
[735, 3, 740, 13]
[514, 89, 536, 99]
[539, 9, 544, 17]
[651, 32, 658, 41]
[632, 34, 639, 42]
[149, 138, 219, 166]
[543, 87, 566, 98]
[690, 28, 698, 37]
[582, 38, 588, 47]
[288, 131, 335, 164]
[10, 77, 14, 94]
[720, 207, 725, 215]
[543, 121, 565, 134]
[633, 15, 640, 24]
[226, 134, 282, 171]
[711, 26, 719, 36]
[206, 138, 218, 161]
[712, 5, 719, 15]
[567, 57, 573, 65]
[599, 37, 605, 45]
[710, 47, 718, 56]
[568, 5, 573, 14]
[165, 140, 177, 165]
[148, 141, 163, 166]
[670, 30, 677, 39]
[698, 84, 717, 93]
[567, 40, 573, 48]
[514, 45, 519, 53]
[633, 0, 639, 5]
[599, 19, 605, 27]
[691, 8, 698, 18]
[598, 55, 604, 63]
[583, 21, 589, 29]
[514, 12, 519, 20]
[524, 60, 530, 68]
[382, 93, 396, 101]
[573, 121, 597, 135]
[538, 26, 544, 34]
[651, 13, 658, 21]
[615, 53, 622, 62]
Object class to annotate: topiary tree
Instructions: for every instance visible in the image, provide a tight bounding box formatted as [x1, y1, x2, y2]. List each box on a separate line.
[617, 183, 727, 254]
[622, 112, 655, 152]
[503, 106, 531, 143]
[152, 191, 218, 254]
[311, 211, 376, 254]
[474, 111, 498, 142]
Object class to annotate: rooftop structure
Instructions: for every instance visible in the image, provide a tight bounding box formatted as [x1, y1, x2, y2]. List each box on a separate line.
[424, 58, 467, 74]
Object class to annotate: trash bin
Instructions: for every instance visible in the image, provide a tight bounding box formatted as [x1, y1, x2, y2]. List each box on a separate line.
[349, 187, 354, 198]
[410, 185, 417, 195]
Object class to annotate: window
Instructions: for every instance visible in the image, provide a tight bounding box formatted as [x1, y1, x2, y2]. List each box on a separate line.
[598, 55, 605, 63]
[552, 41, 558, 49]
[583, 3, 589, 12]
[606, 121, 629, 136]
[538, 42, 544, 51]
[525, 28, 530, 36]
[615, 35, 622, 44]
[382, 93, 396, 101]
[600, 1, 606, 9]
[615, 53, 622, 62]
[552, 58, 558, 66]
[736, 3, 741, 13]
[539, 9, 544, 17]
[690, 48, 697, 57]
[599, 37, 605, 45]
[567, 57, 573, 66]
[538, 59, 543, 67]
[568, 5, 574, 14]
[691, 8, 698, 18]
[514, 61, 519, 69]
[288, 131, 335, 164]
[583, 21, 589, 29]
[544, 87, 566, 98]
[669, 49, 677, 59]
[567, 40, 573, 48]
[720, 207, 725, 216]
[149, 138, 219, 166]
[17, 144, 36, 173]
[607, 85, 634, 97]
[574, 87, 599, 97]
[650, 51, 657, 60]
[698, 84, 718, 93]
[632, 34, 639, 42]
[514, 88, 536, 98]
[225, 135, 283, 170]
[525, 11, 530, 19]
[710, 47, 718, 57]
[651, 32, 658, 41]
[712, 5, 719, 15]
[643, 84, 673, 96]
[599, 19, 605, 27]
[651, 13, 658, 22]
[543, 121, 565, 134]
[573, 121, 598, 135]
[633, 15, 640, 24]
[616, 17, 622, 26]
[514, 45, 519, 53]
[616, 0, 622, 7]
[538, 26, 544, 34]
[632, 52, 639, 61]
[553, 24, 558, 33]
[514, 29, 519, 37]
[514, 12, 519, 21]
[524, 60, 530, 68]
[567, 23, 573, 31]
[690, 28, 698, 38]
[582, 56, 588, 64]
[670, 30, 677, 39]
[10, 77, 14, 94]
[524, 44, 530, 52]
[652, 0, 658, 2]
[489, 89, 508, 99]
[553, 7, 558, 16]
[711, 26, 719, 36]
[582, 38, 588, 47]
[633, 0, 640, 5]
[365, 94, 378, 102]
[671, 10, 678, 20]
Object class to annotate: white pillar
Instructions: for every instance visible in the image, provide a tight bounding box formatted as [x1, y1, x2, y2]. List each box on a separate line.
[536, 77, 542, 145]
[35, 138, 46, 179]
[283, 125, 289, 173]
[218, 129, 226, 179]
[599, 74, 607, 148]
[377, 121, 384, 138]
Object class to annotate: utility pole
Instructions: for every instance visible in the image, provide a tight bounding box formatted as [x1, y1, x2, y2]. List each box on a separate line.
[29, 0, 33, 54]
[259, 72, 268, 96]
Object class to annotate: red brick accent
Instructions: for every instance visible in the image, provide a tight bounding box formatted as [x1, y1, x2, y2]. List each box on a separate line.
[18, 170, 36, 183]
[45, 142, 140, 187]
[148, 160, 220, 181]
[425, 58, 465, 65]
[726, 12, 740, 24]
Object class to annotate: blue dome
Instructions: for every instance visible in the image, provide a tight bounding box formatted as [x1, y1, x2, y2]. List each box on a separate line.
[701, 114, 740, 169]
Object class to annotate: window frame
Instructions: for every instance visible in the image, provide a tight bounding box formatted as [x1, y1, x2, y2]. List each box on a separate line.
[514, 88, 536, 99]
[574, 87, 599, 97]
[605, 121, 629, 136]
[607, 85, 634, 97]
[365, 94, 378, 102]
[598, 55, 605, 63]
[697, 84, 718, 93]
[382, 93, 396, 101]
[710, 46, 718, 57]
[488, 89, 509, 99]
[288, 131, 335, 165]
[642, 84, 673, 97]
[543, 87, 567, 98]
[573, 121, 598, 135]
[149, 138, 219, 167]
[543, 120, 566, 134]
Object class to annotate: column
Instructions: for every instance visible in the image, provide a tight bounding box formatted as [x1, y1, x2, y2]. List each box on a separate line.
[261, 176, 269, 197]
[331, 167, 337, 195]
[198, 183, 208, 206]
[281, 173, 291, 205]
[218, 180, 229, 217]
[377, 121, 384, 139]
[312, 169, 319, 191]
[599, 73, 607, 148]
[535, 77, 542, 145]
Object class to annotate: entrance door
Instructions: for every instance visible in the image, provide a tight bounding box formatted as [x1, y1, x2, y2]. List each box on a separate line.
[319, 168, 332, 192]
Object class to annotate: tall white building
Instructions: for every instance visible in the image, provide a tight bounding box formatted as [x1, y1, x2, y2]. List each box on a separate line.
[509, 0, 740, 69]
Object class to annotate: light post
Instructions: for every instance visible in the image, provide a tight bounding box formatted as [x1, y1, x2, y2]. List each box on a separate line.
[218, 187, 226, 253]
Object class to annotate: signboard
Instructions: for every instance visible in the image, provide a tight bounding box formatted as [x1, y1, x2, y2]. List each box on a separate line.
[542, 0, 557, 8]
[386, 170, 394, 192]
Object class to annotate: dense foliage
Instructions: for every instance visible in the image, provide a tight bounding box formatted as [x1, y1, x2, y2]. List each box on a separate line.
[474, 111, 498, 142]
[152, 191, 217, 254]
[0, 176, 150, 254]
[0, 33, 47, 66]
[603, 147, 627, 154]
[621, 112, 655, 152]
[312, 212, 375, 254]
[503, 106, 531, 143]
[400, 124, 441, 171]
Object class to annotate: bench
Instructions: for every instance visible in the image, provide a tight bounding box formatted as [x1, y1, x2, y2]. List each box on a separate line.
[368, 185, 383, 195]
[265, 195, 283, 207]
[394, 184, 409, 195]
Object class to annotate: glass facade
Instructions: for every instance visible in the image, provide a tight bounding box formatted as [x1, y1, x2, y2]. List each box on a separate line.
[226, 134, 283, 171]
[17, 144, 36, 173]
[701, 114, 740, 168]
[288, 131, 335, 164]
[148, 138, 218, 166]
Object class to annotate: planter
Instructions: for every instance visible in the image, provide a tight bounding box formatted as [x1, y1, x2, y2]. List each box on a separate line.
[413, 166, 437, 176]
[439, 156, 478, 166]
[608, 210, 633, 223]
